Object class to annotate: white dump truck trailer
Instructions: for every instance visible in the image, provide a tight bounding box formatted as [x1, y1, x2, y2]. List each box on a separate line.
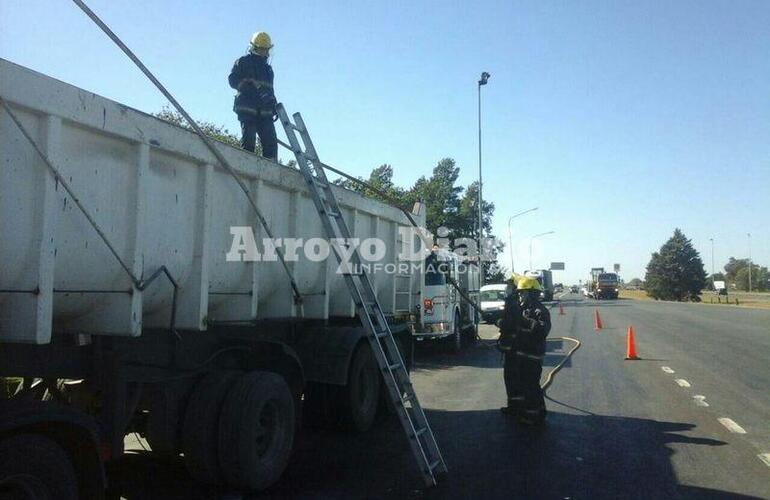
[0, 59, 426, 496]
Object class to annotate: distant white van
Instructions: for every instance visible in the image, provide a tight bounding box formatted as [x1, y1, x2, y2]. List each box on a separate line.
[480, 284, 508, 324]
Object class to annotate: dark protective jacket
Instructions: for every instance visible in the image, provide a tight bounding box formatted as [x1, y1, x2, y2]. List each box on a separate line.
[228, 53, 276, 120]
[518, 296, 551, 356]
[499, 291, 522, 348]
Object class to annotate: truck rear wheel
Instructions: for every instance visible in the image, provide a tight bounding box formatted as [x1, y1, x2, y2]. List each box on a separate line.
[182, 371, 240, 484]
[449, 311, 463, 353]
[218, 371, 295, 491]
[378, 336, 411, 417]
[0, 434, 78, 500]
[337, 343, 380, 432]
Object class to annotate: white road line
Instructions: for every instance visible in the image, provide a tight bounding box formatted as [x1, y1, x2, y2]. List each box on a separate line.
[675, 379, 691, 387]
[661, 366, 675, 374]
[718, 417, 747, 434]
[693, 395, 709, 407]
[758, 453, 770, 468]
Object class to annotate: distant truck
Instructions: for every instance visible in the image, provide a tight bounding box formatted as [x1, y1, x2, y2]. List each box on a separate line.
[524, 270, 554, 301]
[480, 284, 508, 324]
[414, 249, 480, 352]
[591, 272, 620, 300]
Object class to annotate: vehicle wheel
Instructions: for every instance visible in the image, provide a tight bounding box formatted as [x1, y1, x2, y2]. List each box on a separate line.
[337, 343, 381, 432]
[0, 434, 78, 500]
[218, 371, 295, 491]
[465, 312, 479, 344]
[378, 336, 411, 417]
[449, 311, 462, 353]
[182, 371, 240, 485]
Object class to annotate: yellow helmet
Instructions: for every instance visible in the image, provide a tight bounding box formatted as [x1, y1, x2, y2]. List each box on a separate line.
[517, 276, 543, 292]
[250, 32, 273, 50]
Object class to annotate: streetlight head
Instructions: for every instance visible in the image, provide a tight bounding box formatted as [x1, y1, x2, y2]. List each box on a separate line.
[479, 72, 491, 85]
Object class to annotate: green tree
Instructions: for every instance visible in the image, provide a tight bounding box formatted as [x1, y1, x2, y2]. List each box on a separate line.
[334, 158, 505, 282]
[627, 277, 644, 288]
[644, 229, 707, 301]
[403, 158, 463, 235]
[334, 164, 406, 205]
[724, 257, 751, 282]
[735, 265, 769, 291]
[154, 107, 244, 150]
[486, 263, 508, 283]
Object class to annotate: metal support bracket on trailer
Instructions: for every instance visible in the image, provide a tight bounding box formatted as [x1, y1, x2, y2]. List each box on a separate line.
[276, 104, 447, 487]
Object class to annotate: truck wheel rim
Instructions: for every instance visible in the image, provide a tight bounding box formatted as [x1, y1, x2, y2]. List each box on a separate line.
[256, 401, 279, 457]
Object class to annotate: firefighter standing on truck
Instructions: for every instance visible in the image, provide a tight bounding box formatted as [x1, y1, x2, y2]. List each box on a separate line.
[499, 275, 551, 425]
[229, 32, 278, 159]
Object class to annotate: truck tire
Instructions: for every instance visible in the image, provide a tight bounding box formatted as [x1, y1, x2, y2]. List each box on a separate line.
[464, 310, 479, 344]
[449, 311, 462, 353]
[378, 336, 411, 417]
[182, 371, 239, 485]
[337, 343, 380, 432]
[218, 371, 295, 491]
[0, 434, 78, 500]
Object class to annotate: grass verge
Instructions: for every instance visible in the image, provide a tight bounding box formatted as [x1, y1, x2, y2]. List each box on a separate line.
[619, 289, 770, 310]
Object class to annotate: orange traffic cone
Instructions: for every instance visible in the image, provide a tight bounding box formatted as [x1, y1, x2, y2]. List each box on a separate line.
[625, 325, 640, 360]
[593, 309, 603, 330]
[559, 303, 565, 315]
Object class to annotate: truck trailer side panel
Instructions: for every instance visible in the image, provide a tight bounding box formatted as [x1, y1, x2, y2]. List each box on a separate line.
[0, 58, 425, 344]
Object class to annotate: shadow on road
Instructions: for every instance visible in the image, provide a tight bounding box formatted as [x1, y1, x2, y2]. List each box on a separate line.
[413, 337, 503, 370]
[107, 409, 752, 500]
[414, 337, 571, 371]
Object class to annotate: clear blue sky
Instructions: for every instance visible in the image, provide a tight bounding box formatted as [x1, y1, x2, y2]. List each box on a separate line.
[2, 0, 768, 284]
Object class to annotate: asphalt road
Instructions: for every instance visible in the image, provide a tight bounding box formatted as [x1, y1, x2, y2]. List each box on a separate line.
[110, 294, 770, 499]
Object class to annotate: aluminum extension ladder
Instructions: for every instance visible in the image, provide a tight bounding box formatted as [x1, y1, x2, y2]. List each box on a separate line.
[276, 104, 446, 487]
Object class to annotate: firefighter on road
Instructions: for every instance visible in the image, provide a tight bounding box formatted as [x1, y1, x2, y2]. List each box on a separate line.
[499, 276, 551, 425]
[229, 32, 278, 159]
[498, 278, 524, 416]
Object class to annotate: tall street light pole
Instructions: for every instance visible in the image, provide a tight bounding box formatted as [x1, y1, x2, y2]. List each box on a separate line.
[748, 232, 752, 293]
[529, 231, 555, 271]
[709, 237, 715, 289]
[507, 207, 538, 275]
[477, 71, 490, 283]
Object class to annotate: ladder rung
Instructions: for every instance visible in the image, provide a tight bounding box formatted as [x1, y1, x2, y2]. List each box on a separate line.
[278, 104, 443, 488]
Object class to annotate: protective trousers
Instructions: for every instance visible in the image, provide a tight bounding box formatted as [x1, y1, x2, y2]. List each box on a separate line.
[503, 349, 524, 412]
[517, 349, 546, 422]
[240, 117, 277, 159]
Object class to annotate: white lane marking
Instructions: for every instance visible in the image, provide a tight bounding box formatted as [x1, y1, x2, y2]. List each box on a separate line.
[718, 417, 747, 434]
[675, 379, 691, 387]
[758, 453, 770, 468]
[661, 366, 675, 374]
[693, 395, 709, 407]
